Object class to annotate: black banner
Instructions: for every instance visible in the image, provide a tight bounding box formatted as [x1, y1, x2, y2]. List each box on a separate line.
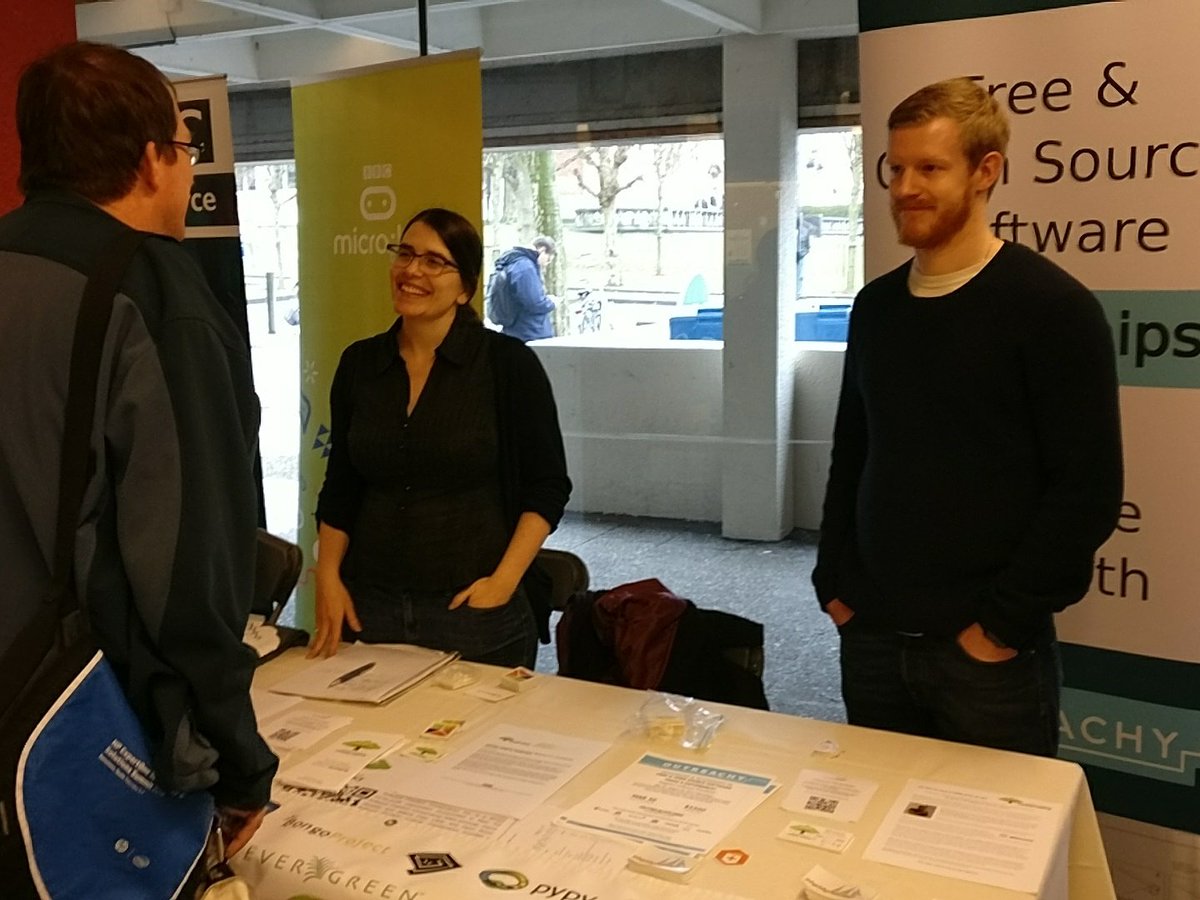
[184, 172, 240, 230]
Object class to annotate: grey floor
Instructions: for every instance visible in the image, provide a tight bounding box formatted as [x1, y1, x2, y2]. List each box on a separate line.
[539, 513, 846, 723]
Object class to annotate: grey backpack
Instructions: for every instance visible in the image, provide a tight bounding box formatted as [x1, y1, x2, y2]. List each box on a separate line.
[485, 266, 514, 326]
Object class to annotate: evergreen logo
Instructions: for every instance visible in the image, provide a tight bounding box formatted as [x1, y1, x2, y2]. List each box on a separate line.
[303, 857, 334, 882]
[241, 846, 421, 897]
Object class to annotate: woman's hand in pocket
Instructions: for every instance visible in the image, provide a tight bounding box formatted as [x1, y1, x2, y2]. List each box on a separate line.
[449, 575, 517, 611]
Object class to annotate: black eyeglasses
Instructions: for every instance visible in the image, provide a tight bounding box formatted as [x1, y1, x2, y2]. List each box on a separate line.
[386, 244, 459, 277]
[170, 140, 204, 166]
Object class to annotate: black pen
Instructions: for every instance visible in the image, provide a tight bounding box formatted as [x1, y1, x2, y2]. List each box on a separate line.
[328, 662, 375, 688]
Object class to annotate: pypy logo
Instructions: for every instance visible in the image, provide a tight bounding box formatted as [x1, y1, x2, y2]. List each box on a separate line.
[479, 869, 529, 890]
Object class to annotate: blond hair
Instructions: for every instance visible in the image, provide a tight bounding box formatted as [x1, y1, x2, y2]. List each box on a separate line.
[888, 77, 1009, 169]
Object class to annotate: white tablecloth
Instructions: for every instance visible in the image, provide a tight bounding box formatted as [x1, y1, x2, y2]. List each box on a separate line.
[234, 648, 1116, 900]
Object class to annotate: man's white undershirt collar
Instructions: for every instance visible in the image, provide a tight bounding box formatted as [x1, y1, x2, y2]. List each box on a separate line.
[908, 240, 1003, 298]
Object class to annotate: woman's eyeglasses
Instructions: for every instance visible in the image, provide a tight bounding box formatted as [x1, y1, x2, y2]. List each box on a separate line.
[386, 244, 459, 277]
[170, 140, 205, 166]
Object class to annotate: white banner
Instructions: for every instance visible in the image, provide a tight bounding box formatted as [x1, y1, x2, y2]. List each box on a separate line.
[857, 0, 1200, 872]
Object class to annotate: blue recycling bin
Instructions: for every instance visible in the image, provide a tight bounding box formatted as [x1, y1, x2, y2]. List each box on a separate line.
[669, 307, 724, 340]
[795, 304, 850, 342]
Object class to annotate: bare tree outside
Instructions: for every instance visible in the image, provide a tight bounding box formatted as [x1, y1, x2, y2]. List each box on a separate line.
[235, 163, 297, 300]
[573, 145, 642, 286]
[264, 165, 296, 287]
[651, 143, 682, 276]
[842, 129, 864, 294]
[532, 150, 570, 335]
[501, 150, 538, 227]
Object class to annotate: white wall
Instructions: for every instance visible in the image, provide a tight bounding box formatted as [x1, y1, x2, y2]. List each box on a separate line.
[533, 337, 845, 530]
[792, 344, 846, 529]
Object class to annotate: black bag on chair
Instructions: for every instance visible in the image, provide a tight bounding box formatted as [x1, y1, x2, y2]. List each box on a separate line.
[660, 607, 769, 710]
[557, 580, 769, 710]
[246, 529, 309, 664]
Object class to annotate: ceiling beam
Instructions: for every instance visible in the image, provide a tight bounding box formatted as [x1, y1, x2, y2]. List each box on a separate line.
[251, 29, 418, 81]
[764, 0, 856, 38]
[482, 0, 737, 61]
[78, 0, 861, 83]
[197, 0, 432, 50]
[657, 0, 762, 34]
[198, 0, 320, 22]
[137, 33, 262, 82]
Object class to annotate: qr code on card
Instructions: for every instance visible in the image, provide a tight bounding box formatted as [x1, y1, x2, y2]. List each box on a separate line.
[805, 795, 839, 814]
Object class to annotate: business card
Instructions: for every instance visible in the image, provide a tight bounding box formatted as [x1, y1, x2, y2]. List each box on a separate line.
[778, 821, 855, 854]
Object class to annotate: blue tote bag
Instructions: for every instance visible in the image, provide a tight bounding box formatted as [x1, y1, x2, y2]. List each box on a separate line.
[16, 651, 213, 898]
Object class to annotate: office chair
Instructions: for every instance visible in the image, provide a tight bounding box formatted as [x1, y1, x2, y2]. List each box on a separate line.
[535, 548, 590, 612]
[252, 528, 303, 625]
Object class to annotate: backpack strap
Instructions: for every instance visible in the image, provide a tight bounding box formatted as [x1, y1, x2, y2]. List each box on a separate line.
[0, 228, 146, 723]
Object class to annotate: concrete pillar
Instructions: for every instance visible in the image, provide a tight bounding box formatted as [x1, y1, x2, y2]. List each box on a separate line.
[0, 0, 76, 214]
[721, 35, 798, 540]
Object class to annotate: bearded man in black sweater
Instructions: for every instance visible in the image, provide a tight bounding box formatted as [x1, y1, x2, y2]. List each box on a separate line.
[812, 77, 1123, 757]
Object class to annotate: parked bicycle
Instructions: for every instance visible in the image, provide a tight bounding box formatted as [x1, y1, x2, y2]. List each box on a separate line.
[570, 287, 604, 334]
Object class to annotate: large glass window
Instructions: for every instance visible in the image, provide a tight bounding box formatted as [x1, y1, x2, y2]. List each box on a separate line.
[794, 125, 863, 341]
[796, 126, 864, 301]
[236, 161, 300, 541]
[483, 137, 725, 342]
[234, 130, 868, 539]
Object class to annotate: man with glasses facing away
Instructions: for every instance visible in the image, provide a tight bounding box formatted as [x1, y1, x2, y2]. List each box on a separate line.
[813, 77, 1122, 757]
[0, 42, 276, 892]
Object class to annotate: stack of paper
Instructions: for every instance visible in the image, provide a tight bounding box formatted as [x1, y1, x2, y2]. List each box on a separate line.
[558, 754, 778, 857]
[268, 643, 458, 703]
[280, 731, 406, 792]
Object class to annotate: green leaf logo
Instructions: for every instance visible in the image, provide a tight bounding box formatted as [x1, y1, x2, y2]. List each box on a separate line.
[343, 740, 382, 750]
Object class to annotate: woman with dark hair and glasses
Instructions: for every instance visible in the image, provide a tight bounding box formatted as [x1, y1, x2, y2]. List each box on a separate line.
[309, 208, 571, 668]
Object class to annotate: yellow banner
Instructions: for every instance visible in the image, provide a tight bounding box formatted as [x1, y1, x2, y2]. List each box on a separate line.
[292, 51, 482, 628]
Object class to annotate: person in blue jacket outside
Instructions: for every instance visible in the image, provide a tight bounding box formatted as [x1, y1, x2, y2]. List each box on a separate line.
[487, 235, 556, 342]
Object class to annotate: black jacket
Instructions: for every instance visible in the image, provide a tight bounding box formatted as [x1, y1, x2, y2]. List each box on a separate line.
[0, 192, 277, 808]
[317, 310, 572, 641]
[813, 242, 1122, 648]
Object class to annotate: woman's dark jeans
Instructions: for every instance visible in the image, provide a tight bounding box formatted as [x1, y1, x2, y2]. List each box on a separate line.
[349, 584, 538, 669]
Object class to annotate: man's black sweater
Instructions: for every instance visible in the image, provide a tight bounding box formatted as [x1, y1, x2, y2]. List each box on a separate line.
[813, 241, 1123, 649]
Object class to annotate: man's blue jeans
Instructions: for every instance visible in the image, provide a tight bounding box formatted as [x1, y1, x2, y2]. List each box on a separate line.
[837, 620, 1062, 757]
